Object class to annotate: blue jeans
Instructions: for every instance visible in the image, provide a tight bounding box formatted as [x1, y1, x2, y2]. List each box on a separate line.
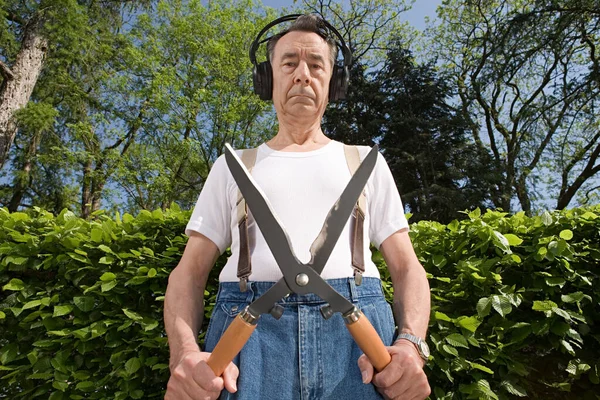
[204, 277, 396, 400]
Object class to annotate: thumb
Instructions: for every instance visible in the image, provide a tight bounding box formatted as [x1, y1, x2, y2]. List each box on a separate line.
[357, 354, 374, 384]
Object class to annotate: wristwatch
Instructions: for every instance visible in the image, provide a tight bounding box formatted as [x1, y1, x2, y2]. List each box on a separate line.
[396, 333, 430, 362]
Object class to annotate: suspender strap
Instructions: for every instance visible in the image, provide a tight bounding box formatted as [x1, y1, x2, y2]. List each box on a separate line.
[236, 145, 367, 290]
[236, 148, 258, 291]
[344, 145, 367, 285]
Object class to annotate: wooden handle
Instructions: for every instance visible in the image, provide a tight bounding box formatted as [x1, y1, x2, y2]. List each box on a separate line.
[345, 311, 392, 372]
[207, 312, 257, 376]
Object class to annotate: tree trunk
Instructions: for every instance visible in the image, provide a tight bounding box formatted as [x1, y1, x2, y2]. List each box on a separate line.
[0, 18, 48, 169]
[81, 158, 93, 218]
[8, 131, 42, 211]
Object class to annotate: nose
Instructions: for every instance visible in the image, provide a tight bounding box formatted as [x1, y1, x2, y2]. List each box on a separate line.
[293, 61, 311, 85]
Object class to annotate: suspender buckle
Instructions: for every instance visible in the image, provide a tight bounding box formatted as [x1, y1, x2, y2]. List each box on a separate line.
[354, 270, 363, 286]
[239, 277, 248, 292]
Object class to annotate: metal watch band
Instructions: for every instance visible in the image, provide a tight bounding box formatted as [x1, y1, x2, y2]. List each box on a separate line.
[396, 333, 429, 361]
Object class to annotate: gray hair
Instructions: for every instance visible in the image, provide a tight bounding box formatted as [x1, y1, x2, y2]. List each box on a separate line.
[266, 14, 338, 68]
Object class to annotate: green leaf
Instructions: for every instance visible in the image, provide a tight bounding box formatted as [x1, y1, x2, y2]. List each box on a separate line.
[101, 280, 118, 292]
[75, 381, 95, 392]
[561, 292, 589, 303]
[445, 333, 469, 348]
[559, 229, 573, 240]
[456, 316, 481, 333]
[491, 295, 512, 317]
[73, 296, 95, 312]
[476, 297, 491, 317]
[541, 211, 553, 226]
[532, 300, 557, 312]
[0, 311, 5, 319]
[98, 244, 114, 254]
[432, 254, 447, 267]
[122, 309, 143, 321]
[2, 278, 25, 291]
[470, 362, 493, 374]
[501, 380, 527, 397]
[434, 311, 452, 322]
[125, 357, 141, 375]
[147, 268, 157, 277]
[504, 233, 523, 246]
[100, 272, 116, 281]
[22, 300, 42, 310]
[90, 228, 103, 243]
[442, 344, 459, 357]
[0, 343, 18, 364]
[53, 305, 73, 317]
[52, 381, 69, 392]
[545, 277, 566, 287]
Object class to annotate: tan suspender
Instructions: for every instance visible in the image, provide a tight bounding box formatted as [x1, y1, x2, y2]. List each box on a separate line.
[236, 145, 367, 291]
[235, 148, 258, 292]
[343, 145, 367, 285]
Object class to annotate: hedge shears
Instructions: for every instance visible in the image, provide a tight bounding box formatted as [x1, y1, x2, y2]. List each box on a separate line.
[206, 143, 391, 376]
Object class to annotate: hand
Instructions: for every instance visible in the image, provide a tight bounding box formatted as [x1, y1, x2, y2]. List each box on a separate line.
[358, 341, 430, 400]
[165, 351, 239, 400]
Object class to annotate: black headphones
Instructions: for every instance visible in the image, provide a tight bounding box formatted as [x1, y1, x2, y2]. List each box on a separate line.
[249, 14, 353, 102]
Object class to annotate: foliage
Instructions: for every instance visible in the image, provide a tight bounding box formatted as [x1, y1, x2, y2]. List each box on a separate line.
[0, 206, 191, 399]
[1, 204, 599, 398]
[428, 0, 600, 213]
[325, 44, 499, 223]
[408, 206, 600, 399]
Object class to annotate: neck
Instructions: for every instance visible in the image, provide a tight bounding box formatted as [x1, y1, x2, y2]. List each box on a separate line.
[267, 119, 331, 152]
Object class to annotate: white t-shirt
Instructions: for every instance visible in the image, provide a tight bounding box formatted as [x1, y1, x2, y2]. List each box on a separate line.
[186, 140, 408, 282]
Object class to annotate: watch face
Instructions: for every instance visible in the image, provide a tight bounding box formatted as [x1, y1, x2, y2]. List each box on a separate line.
[419, 341, 430, 358]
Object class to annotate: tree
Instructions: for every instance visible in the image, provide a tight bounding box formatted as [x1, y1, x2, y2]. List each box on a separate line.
[0, 0, 151, 216]
[429, 0, 600, 213]
[323, 43, 499, 222]
[111, 0, 276, 212]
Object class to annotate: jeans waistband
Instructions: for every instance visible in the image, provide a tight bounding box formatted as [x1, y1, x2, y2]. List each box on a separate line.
[215, 277, 384, 305]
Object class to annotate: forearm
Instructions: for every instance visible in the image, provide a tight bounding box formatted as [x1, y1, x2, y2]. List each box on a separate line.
[390, 262, 430, 338]
[164, 266, 207, 369]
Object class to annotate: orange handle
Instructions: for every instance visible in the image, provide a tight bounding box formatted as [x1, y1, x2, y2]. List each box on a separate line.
[206, 312, 257, 376]
[345, 310, 392, 371]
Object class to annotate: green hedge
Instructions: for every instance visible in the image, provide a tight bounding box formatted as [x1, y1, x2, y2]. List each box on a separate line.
[1, 205, 599, 399]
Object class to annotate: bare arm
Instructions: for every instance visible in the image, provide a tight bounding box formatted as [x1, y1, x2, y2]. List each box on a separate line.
[380, 229, 430, 340]
[164, 231, 219, 367]
[359, 229, 431, 400]
[164, 232, 239, 399]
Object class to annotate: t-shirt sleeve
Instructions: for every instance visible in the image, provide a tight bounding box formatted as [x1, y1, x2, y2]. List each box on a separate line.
[367, 152, 409, 248]
[185, 155, 233, 254]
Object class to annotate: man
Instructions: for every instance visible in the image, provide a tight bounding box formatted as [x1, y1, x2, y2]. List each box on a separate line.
[164, 14, 431, 400]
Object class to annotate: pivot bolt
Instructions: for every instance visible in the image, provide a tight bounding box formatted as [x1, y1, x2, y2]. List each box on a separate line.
[296, 273, 309, 286]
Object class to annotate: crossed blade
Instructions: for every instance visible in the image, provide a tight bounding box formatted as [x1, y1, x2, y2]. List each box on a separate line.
[224, 143, 379, 316]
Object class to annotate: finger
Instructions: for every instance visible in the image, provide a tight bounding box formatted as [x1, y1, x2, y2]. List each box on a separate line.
[372, 352, 404, 389]
[357, 353, 375, 384]
[193, 360, 225, 394]
[222, 361, 240, 393]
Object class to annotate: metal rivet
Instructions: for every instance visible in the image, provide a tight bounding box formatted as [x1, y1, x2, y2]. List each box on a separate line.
[231, 305, 238, 313]
[296, 273, 309, 286]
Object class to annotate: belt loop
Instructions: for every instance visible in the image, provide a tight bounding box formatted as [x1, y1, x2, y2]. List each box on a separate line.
[348, 277, 358, 303]
[246, 282, 256, 303]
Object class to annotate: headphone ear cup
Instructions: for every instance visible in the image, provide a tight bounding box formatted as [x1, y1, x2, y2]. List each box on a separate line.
[329, 65, 349, 102]
[253, 61, 273, 100]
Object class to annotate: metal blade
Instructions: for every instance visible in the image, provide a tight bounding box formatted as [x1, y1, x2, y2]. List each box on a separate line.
[308, 144, 379, 273]
[224, 144, 302, 273]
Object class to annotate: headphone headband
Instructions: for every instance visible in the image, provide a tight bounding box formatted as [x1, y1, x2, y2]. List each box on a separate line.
[249, 14, 352, 102]
[249, 14, 352, 68]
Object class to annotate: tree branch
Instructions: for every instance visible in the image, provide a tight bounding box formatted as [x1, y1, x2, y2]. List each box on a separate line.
[0, 60, 15, 80]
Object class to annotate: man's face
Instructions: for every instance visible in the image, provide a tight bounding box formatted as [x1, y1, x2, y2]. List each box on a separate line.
[271, 30, 333, 121]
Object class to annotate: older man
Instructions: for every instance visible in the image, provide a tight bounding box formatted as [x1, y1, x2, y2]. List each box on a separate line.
[164, 14, 431, 400]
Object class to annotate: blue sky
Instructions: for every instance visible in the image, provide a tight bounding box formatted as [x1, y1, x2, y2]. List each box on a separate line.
[261, 0, 441, 31]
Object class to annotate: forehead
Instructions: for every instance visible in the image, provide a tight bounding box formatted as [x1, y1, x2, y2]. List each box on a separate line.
[273, 31, 330, 59]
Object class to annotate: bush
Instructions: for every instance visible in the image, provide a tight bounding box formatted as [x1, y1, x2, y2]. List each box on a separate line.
[1, 205, 599, 399]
